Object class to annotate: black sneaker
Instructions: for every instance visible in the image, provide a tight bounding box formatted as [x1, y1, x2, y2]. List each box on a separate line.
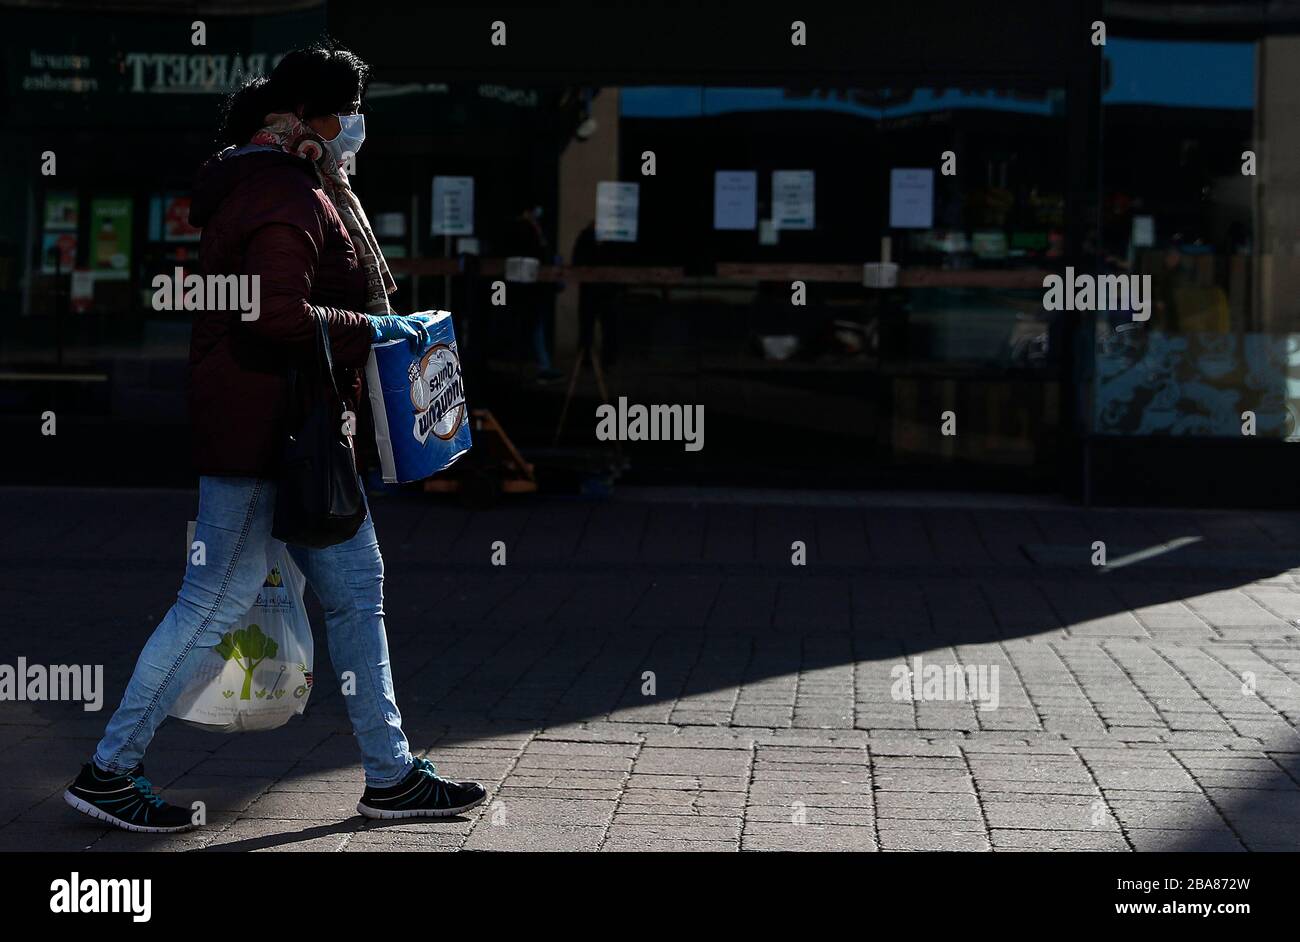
[64, 762, 197, 833]
[357, 757, 487, 819]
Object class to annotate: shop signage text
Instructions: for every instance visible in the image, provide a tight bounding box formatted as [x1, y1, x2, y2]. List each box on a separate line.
[123, 52, 285, 94]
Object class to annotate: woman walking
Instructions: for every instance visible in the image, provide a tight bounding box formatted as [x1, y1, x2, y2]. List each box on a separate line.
[65, 43, 485, 832]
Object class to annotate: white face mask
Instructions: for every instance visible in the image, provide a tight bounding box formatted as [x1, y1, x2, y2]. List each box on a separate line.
[324, 113, 365, 164]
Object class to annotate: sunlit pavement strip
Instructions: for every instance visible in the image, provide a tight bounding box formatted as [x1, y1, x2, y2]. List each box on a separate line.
[1, 487, 1298, 852]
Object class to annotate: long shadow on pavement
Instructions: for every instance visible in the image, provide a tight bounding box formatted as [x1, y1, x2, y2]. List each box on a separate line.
[3, 489, 1298, 850]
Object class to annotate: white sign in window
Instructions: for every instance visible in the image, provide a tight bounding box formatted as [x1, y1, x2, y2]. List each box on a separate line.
[431, 176, 474, 236]
[713, 170, 758, 231]
[772, 170, 815, 230]
[596, 181, 639, 242]
[889, 168, 934, 229]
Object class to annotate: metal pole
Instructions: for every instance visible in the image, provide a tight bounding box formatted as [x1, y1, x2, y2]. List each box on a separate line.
[54, 243, 64, 368]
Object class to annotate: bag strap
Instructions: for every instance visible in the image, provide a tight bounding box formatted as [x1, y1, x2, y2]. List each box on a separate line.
[283, 311, 345, 427]
[312, 309, 344, 403]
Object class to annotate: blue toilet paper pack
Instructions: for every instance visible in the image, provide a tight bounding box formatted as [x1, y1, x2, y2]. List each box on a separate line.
[365, 310, 472, 484]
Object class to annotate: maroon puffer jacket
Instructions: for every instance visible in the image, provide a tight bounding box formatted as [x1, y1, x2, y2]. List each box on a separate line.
[187, 145, 379, 477]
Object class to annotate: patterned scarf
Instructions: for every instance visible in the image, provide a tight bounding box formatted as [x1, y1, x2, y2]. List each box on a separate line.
[250, 112, 396, 315]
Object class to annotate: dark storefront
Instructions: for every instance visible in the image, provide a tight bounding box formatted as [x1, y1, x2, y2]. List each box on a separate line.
[2, 1, 1297, 504]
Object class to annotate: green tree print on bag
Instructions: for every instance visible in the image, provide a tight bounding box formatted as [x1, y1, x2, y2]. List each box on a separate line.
[214, 624, 280, 700]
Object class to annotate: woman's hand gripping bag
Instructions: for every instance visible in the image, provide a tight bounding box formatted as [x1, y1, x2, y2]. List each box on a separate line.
[365, 309, 472, 483]
[167, 525, 315, 733]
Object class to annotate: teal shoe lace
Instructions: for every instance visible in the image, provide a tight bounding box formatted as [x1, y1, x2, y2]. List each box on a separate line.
[413, 756, 441, 778]
[126, 772, 166, 808]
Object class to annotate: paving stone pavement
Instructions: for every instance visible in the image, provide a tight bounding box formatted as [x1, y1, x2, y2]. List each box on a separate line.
[2, 487, 1299, 851]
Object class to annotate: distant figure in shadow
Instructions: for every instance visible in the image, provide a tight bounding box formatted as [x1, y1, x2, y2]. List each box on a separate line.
[503, 197, 562, 383]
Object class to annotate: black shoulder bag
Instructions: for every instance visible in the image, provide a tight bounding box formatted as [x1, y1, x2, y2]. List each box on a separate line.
[272, 311, 368, 548]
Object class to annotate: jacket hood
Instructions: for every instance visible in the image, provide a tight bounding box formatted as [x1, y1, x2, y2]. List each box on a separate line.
[189, 146, 315, 229]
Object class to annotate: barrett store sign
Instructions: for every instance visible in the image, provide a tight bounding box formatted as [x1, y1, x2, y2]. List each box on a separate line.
[22, 49, 284, 95]
[3, 6, 323, 125]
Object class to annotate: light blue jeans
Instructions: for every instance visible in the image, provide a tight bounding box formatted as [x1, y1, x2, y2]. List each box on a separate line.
[93, 476, 415, 787]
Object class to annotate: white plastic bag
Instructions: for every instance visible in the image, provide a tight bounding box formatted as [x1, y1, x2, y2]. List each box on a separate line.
[167, 523, 314, 732]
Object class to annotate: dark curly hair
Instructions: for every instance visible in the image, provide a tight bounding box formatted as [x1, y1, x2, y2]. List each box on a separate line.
[218, 40, 370, 146]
